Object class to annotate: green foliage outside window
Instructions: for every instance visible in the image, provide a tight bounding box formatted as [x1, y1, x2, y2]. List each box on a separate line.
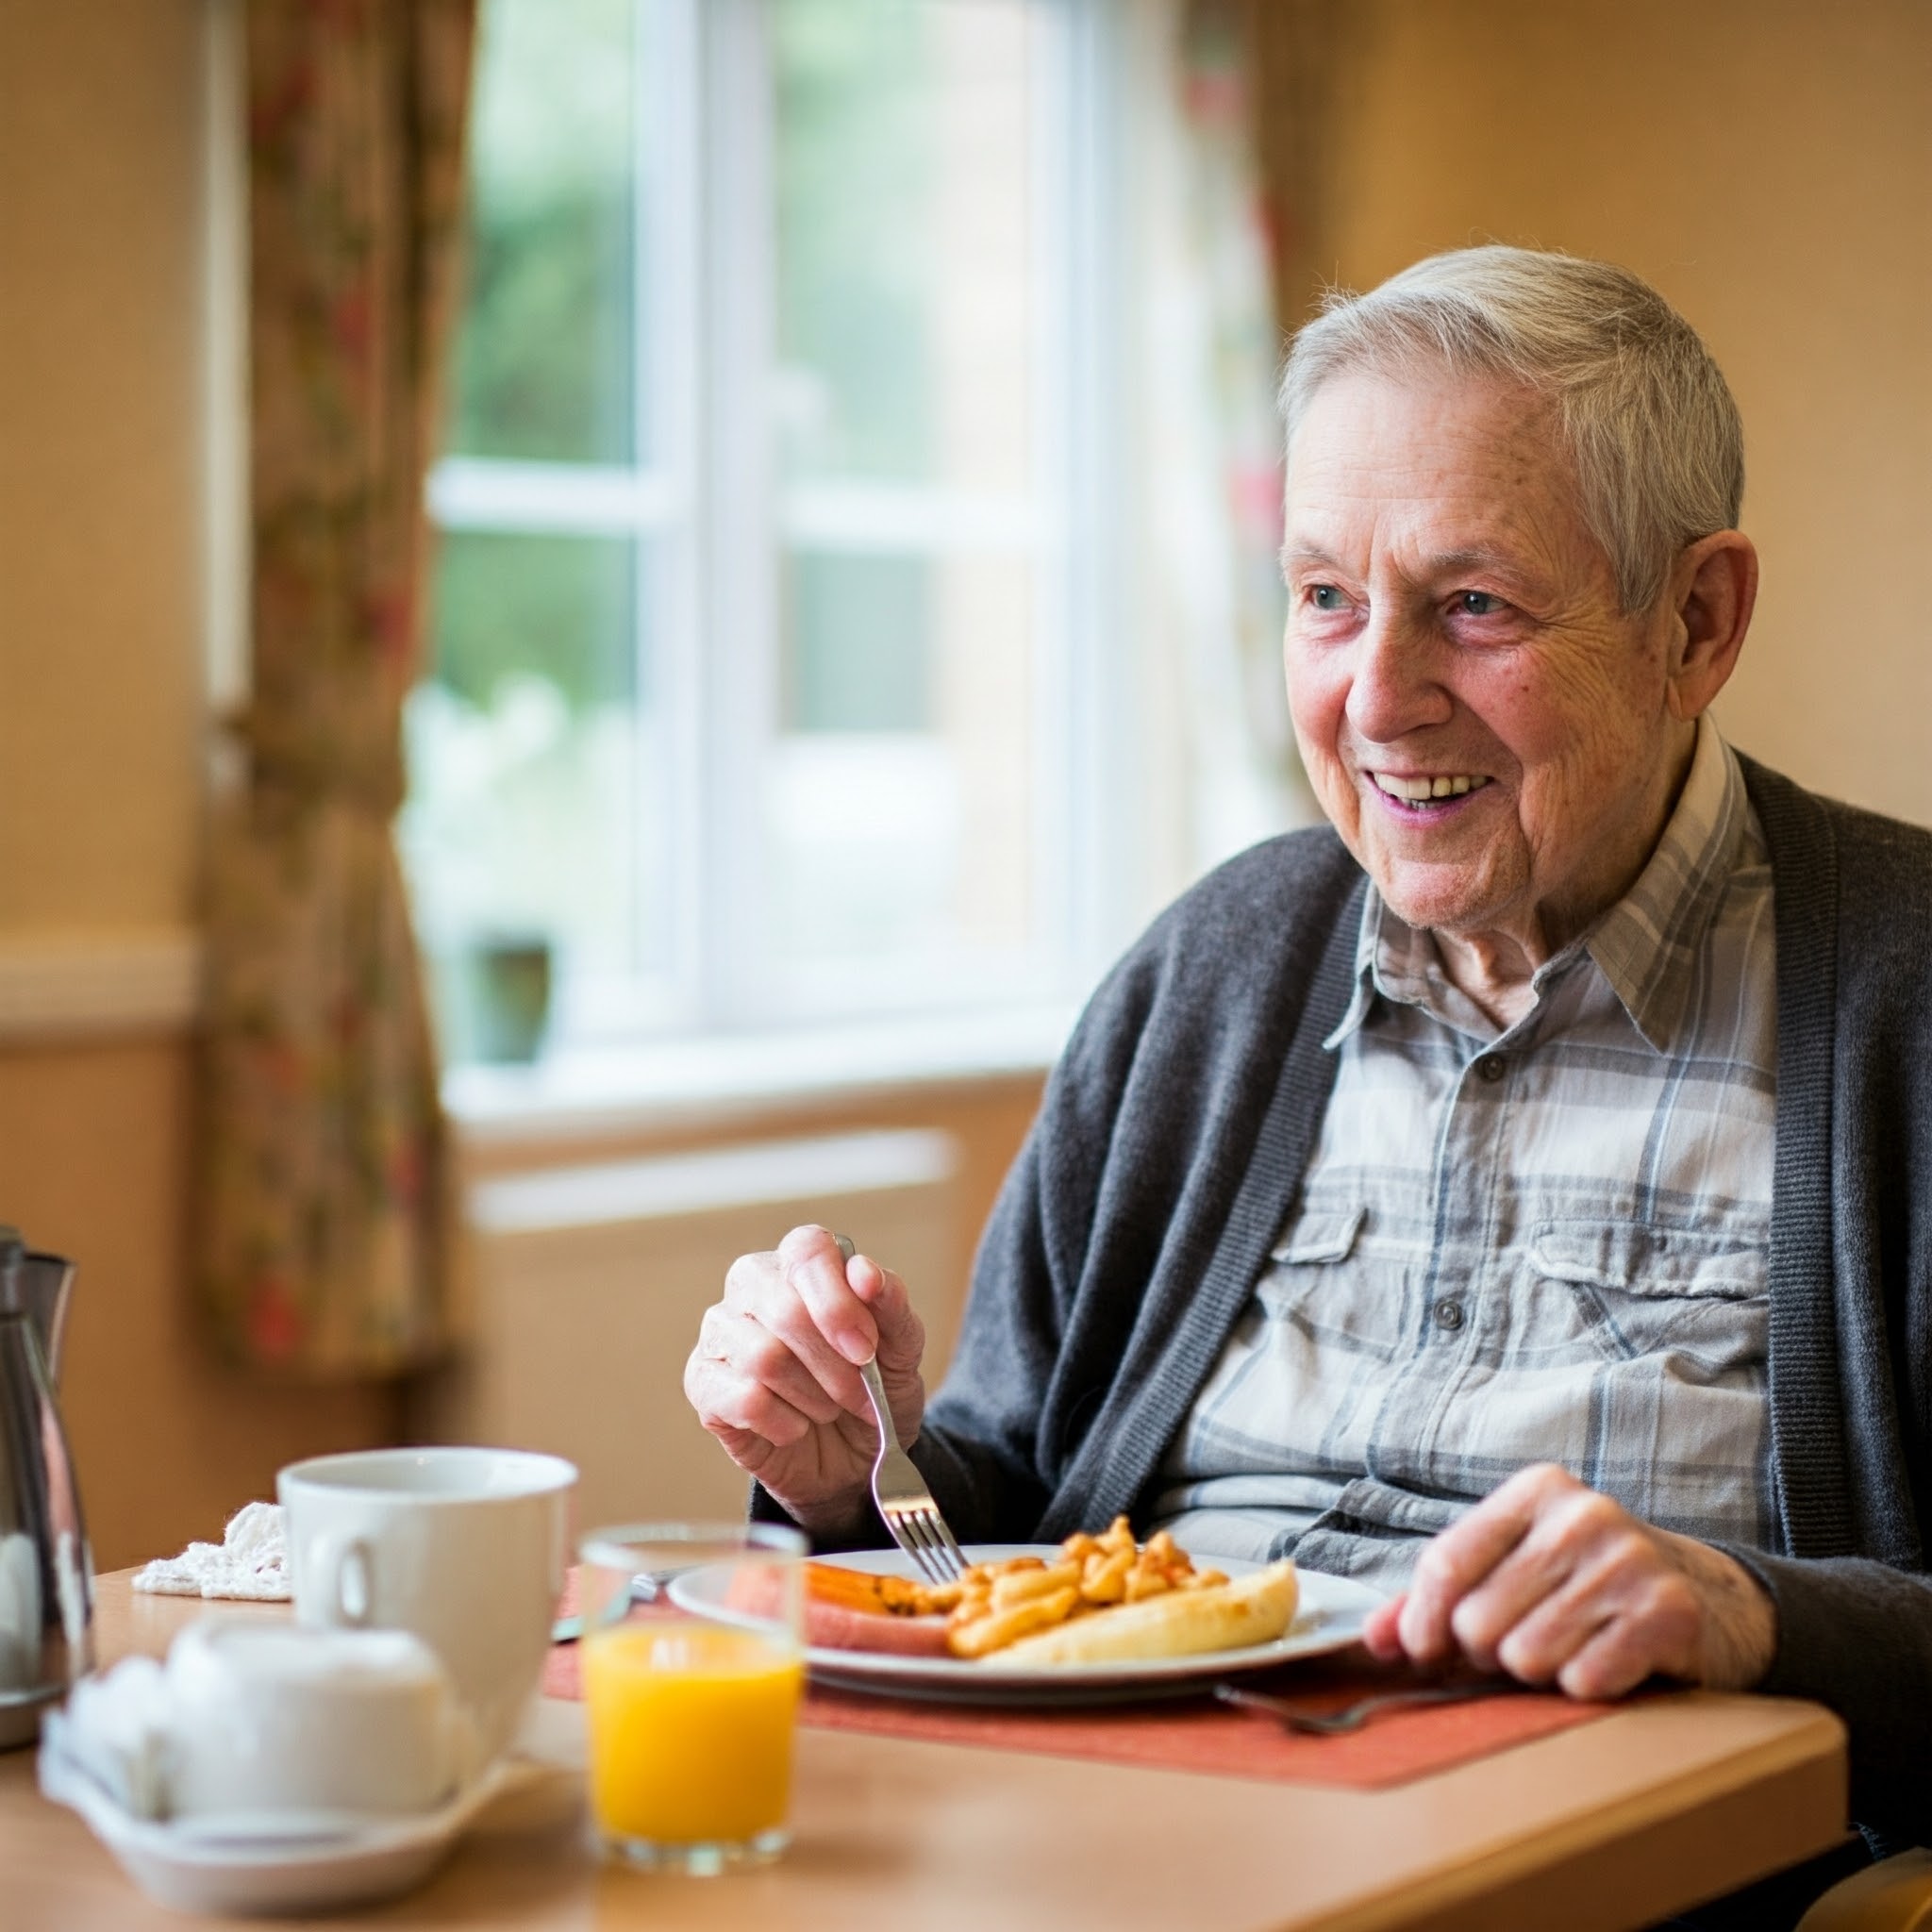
[429, 531, 638, 715]
[773, 0, 937, 482]
[443, 0, 639, 468]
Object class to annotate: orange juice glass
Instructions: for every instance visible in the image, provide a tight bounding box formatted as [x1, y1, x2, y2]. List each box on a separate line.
[577, 1524, 806, 1873]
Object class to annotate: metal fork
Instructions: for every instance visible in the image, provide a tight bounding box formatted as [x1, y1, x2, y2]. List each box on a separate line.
[834, 1236, 968, 1584]
[857, 1357, 967, 1585]
[1213, 1678, 1524, 1734]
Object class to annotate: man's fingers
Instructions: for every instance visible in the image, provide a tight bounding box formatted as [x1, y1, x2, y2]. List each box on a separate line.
[701, 1308, 850, 1426]
[1551, 1613, 1658, 1702]
[845, 1254, 927, 1444]
[1445, 1517, 1587, 1670]
[775, 1224, 879, 1368]
[847, 1254, 926, 1372]
[685, 1351, 822, 1451]
[728, 1239, 873, 1413]
[1476, 1557, 1617, 1685]
[1398, 1465, 1564, 1660]
[1360, 1593, 1407, 1661]
[1499, 1555, 1700, 1692]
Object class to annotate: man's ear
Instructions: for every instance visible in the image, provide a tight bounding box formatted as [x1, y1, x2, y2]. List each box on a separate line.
[1664, 530, 1757, 721]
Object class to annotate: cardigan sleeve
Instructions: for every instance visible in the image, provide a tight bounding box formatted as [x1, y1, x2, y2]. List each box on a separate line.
[1726, 1547, 1932, 1843]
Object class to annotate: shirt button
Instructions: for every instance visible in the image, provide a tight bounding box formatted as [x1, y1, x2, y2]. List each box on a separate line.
[1475, 1055, 1507, 1083]
[1434, 1298, 1465, 1331]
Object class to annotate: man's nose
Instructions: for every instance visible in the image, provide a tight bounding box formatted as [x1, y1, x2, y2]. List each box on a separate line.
[1344, 608, 1454, 745]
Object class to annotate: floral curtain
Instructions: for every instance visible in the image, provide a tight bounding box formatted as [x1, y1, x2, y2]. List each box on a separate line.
[1232, 0, 1356, 336]
[195, 0, 477, 1375]
[1136, 0, 1312, 876]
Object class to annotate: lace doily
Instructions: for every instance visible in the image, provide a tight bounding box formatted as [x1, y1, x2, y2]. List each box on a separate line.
[131, 1501, 290, 1601]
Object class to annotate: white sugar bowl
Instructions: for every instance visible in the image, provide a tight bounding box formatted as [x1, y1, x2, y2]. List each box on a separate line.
[162, 1617, 470, 1821]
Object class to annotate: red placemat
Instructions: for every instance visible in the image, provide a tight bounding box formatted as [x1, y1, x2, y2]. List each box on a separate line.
[542, 1601, 1618, 1792]
[792, 1658, 1618, 1790]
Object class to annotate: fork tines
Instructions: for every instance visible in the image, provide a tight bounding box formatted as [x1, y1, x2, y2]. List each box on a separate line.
[856, 1350, 969, 1583]
[886, 1502, 967, 1584]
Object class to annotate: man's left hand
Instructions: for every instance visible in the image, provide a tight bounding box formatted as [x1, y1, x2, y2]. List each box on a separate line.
[1360, 1463, 1778, 1697]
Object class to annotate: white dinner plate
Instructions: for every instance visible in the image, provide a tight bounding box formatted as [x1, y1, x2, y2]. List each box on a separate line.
[672, 1544, 1385, 1707]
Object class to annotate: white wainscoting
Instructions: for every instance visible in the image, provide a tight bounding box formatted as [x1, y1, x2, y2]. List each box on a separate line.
[427, 1128, 963, 1529]
[0, 930, 202, 1044]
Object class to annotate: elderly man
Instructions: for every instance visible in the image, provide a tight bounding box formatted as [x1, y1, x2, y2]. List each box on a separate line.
[685, 247, 1932, 1912]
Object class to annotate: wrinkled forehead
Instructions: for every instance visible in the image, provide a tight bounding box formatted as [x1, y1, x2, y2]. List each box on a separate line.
[1283, 366, 1602, 579]
[1286, 358, 1568, 475]
[1286, 336, 1558, 446]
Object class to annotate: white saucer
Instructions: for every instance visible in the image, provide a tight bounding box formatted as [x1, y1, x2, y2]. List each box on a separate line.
[37, 1724, 563, 1916]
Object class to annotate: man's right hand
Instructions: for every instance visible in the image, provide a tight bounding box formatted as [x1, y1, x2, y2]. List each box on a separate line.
[683, 1224, 928, 1536]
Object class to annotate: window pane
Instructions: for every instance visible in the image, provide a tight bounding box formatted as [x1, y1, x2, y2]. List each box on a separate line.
[447, 0, 640, 464]
[402, 532, 661, 1060]
[772, 0, 1038, 491]
[782, 552, 932, 733]
[764, 551, 1037, 992]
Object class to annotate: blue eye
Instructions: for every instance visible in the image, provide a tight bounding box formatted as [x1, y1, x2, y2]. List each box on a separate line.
[1457, 591, 1505, 616]
[1309, 585, 1346, 611]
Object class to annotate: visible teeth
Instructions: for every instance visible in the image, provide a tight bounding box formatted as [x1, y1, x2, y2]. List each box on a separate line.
[1372, 772, 1486, 803]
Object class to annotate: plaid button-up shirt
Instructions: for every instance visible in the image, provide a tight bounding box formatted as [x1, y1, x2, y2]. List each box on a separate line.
[1152, 716, 1778, 1594]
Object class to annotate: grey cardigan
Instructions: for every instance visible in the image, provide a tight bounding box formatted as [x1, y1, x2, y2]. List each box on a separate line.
[769, 758, 1932, 1840]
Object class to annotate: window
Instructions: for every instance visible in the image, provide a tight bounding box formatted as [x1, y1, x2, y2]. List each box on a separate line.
[403, 0, 1123, 1069]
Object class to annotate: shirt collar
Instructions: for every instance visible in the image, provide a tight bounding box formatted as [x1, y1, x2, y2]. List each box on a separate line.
[1583, 712, 1748, 1052]
[1324, 714, 1749, 1056]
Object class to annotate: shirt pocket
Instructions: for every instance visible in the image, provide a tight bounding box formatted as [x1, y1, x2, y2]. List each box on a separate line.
[1529, 1221, 1768, 1374]
[1270, 1206, 1365, 1267]
[1257, 1203, 1409, 1360]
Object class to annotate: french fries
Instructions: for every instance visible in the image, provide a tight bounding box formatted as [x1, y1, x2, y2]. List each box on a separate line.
[948, 1587, 1081, 1658]
[940, 1517, 1251, 1661]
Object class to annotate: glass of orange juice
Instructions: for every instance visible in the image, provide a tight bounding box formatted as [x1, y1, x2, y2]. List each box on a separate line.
[576, 1522, 807, 1874]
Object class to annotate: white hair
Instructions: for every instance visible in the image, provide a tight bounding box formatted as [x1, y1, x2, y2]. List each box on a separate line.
[1278, 246, 1745, 613]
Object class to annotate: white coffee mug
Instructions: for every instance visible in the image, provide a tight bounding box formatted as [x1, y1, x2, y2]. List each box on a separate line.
[164, 1616, 462, 1819]
[277, 1446, 576, 1766]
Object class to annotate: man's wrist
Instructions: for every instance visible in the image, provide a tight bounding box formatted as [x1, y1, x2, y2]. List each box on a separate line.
[760, 1483, 874, 1548]
[1690, 1540, 1779, 1690]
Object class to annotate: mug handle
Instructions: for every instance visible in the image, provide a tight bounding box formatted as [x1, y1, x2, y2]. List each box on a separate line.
[316, 1536, 375, 1627]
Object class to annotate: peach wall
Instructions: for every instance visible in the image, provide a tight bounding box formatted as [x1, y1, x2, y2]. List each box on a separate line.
[1312, 0, 1932, 827]
[0, 0, 206, 924]
[455, 1072, 1047, 1347]
[0, 0, 396, 1571]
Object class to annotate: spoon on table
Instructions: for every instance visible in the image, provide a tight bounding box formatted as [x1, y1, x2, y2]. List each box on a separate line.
[549, 1573, 664, 1645]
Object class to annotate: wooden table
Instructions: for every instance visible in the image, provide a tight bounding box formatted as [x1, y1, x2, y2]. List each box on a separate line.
[4, 1572, 1849, 1932]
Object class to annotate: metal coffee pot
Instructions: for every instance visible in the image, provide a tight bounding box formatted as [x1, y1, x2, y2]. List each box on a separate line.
[0, 1227, 93, 1748]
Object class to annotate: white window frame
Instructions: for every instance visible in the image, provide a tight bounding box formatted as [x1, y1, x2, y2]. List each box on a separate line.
[425, 0, 1131, 1078]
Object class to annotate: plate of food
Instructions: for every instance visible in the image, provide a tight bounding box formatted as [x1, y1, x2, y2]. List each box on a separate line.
[671, 1519, 1384, 1707]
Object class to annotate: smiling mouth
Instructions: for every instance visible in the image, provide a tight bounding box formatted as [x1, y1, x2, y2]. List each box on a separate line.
[1369, 771, 1492, 811]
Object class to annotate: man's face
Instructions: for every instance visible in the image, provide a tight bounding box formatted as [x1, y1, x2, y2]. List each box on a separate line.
[1282, 368, 1690, 958]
